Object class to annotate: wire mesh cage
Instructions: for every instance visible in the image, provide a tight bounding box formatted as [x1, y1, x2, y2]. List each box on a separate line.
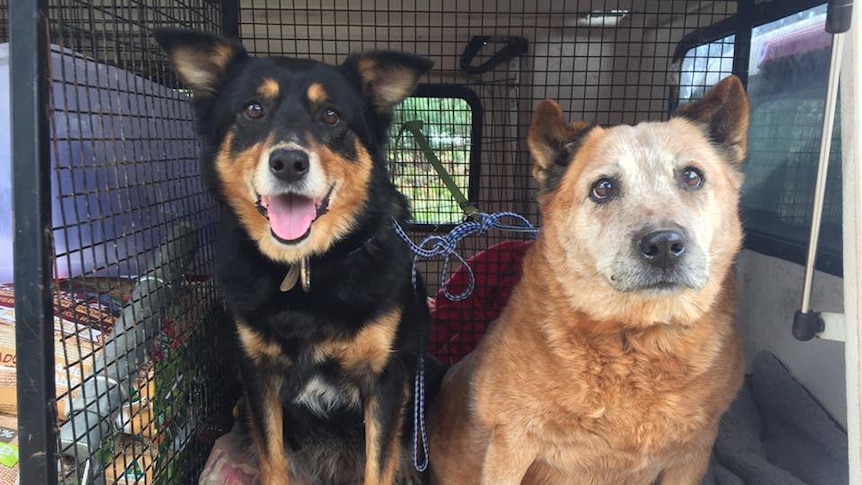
[6, 0, 844, 483]
[8, 1, 239, 484]
[234, 0, 740, 365]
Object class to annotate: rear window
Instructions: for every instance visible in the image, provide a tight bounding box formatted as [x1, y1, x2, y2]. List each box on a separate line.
[387, 85, 481, 229]
[743, 4, 841, 274]
[676, 3, 842, 275]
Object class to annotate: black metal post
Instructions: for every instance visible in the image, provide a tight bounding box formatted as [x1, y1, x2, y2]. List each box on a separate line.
[222, 0, 240, 38]
[733, 0, 754, 89]
[10, 0, 58, 484]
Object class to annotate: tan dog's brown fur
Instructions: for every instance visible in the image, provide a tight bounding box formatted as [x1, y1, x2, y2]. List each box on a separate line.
[428, 76, 749, 485]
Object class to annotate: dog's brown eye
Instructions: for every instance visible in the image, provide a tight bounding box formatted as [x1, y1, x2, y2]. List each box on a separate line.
[243, 101, 265, 120]
[682, 167, 705, 189]
[590, 178, 616, 202]
[321, 107, 341, 125]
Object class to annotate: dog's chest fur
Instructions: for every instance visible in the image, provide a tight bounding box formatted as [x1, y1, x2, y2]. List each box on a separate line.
[530, 338, 724, 454]
[474, 272, 742, 471]
[293, 374, 362, 417]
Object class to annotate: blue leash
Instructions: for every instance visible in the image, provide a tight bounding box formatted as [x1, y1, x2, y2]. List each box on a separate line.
[392, 212, 539, 301]
[394, 212, 539, 472]
[411, 349, 430, 472]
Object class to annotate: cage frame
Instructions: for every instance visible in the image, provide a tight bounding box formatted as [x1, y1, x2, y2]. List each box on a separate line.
[10, 1, 242, 483]
[11, 0, 58, 483]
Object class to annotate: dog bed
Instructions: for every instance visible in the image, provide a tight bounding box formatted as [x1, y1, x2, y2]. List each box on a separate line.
[704, 351, 848, 485]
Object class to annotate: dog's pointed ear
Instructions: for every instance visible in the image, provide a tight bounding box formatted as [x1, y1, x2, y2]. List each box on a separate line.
[344, 51, 434, 115]
[154, 28, 247, 103]
[528, 100, 593, 191]
[675, 75, 749, 167]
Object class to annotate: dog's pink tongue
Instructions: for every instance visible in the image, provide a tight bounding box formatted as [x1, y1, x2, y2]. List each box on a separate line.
[265, 194, 316, 241]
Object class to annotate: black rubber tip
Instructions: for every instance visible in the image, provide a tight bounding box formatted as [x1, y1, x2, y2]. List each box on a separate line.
[792, 310, 825, 341]
[826, 0, 853, 34]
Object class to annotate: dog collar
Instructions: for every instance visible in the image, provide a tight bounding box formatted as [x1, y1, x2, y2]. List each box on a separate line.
[277, 229, 385, 294]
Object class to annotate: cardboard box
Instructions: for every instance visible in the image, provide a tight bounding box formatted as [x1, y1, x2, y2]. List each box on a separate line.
[0, 414, 19, 485]
[103, 434, 156, 485]
[0, 284, 106, 418]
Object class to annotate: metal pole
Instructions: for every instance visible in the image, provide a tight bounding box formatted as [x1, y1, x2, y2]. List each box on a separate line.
[800, 33, 844, 314]
[794, 2, 852, 341]
[10, 0, 59, 483]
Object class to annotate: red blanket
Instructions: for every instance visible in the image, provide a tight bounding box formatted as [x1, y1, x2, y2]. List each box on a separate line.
[428, 240, 532, 365]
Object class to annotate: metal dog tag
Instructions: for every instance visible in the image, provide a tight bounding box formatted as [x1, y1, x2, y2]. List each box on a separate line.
[300, 257, 311, 293]
[280, 264, 300, 292]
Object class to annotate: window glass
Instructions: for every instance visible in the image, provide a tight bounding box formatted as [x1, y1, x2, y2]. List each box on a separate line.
[388, 95, 477, 226]
[742, 4, 842, 272]
[680, 34, 735, 103]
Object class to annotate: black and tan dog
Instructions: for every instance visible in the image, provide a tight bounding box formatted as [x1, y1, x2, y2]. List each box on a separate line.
[155, 29, 433, 485]
[428, 76, 749, 484]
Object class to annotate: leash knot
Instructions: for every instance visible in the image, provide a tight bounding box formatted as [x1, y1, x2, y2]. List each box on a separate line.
[391, 212, 538, 302]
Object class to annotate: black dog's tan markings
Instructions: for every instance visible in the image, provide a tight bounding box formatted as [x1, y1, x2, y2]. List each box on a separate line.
[307, 82, 328, 104]
[253, 377, 289, 484]
[365, 389, 406, 485]
[313, 308, 402, 374]
[312, 139, 373, 237]
[237, 320, 292, 366]
[258, 77, 280, 99]
[156, 28, 434, 485]
[215, 133, 270, 238]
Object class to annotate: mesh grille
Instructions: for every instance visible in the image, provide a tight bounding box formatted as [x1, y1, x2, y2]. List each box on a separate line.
[9, 1, 841, 482]
[236, 0, 737, 364]
[11, 1, 238, 483]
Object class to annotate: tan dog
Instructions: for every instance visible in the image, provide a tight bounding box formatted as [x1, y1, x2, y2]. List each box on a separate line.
[428, 76, 748, 485]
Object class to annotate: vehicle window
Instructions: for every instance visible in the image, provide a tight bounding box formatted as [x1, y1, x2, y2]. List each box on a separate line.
[742, 4, 842, 274]
[387, 89, 479, 227]
[679, 34, 735, 104]
[676, 3, 842, 275]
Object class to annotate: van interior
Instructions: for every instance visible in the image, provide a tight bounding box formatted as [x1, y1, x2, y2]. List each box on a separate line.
[1, 0, 857, 483]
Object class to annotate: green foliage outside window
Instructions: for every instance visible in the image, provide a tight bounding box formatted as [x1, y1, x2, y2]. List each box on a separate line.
[387, 96, 474, 226]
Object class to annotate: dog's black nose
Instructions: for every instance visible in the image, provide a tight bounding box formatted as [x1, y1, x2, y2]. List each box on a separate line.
[638, 229, 686, 269]
[269, 149, 309, 182]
